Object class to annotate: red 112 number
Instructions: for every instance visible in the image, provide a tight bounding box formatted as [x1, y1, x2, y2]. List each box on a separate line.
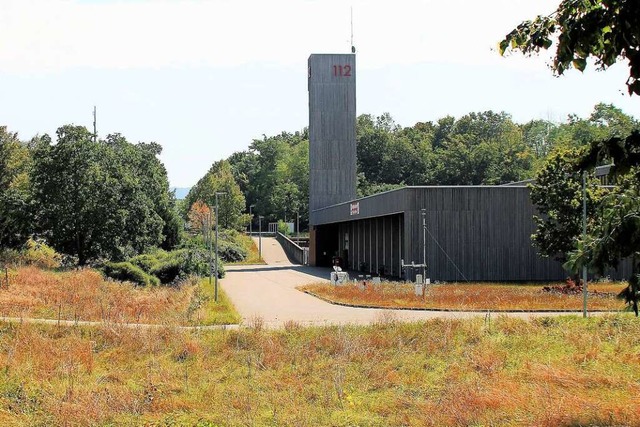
[333, 65, 352, 77]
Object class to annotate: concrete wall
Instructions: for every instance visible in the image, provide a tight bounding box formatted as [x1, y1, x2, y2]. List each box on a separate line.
[308, 54, 357, 221]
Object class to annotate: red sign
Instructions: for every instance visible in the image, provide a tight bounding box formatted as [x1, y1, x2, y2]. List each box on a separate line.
[350, 202, 359, 216]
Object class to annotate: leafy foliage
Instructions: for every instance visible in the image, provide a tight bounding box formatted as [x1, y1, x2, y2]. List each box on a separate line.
[568, 130, 640, 314]
[0, 127, 33, 248]
[229, 131, 309, 227]
[184, 160, 247, 231]
[500, 0, 640, 95]
[103, 261, 160, 286]
[0, 238, 62, 269]
[529, 148, 604, 265]
[30, 126, 178, 265]
[129, 248, 224, 284]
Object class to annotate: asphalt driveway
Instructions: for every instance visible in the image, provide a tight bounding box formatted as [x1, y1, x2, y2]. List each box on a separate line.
[221, 237, 515, 328]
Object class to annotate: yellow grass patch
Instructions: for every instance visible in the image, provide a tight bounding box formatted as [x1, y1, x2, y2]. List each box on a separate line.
[300, 281, 628, 311]
[0, 266, 239, 325]
[0, 316, 638, 426]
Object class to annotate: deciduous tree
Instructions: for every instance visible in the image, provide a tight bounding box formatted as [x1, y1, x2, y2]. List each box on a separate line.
[500, 0, 640, 95]
[31, 126, 177, 264]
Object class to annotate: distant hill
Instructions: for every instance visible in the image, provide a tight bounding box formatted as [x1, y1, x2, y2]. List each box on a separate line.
[171, 187, 191, 200]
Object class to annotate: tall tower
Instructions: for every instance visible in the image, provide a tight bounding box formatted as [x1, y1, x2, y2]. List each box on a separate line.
[308, 53, 357, 224]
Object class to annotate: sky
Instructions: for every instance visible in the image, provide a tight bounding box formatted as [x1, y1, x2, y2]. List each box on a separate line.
[1, 0, 639, 187]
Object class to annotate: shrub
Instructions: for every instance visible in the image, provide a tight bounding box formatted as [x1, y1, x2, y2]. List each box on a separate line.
[129, 253, 162, 273]
[174, 248, 225, 280]
[150, 258, 182, 284]
[277, 220, 291, 236]
[103, 262, 160, 286]
[128, 248, 225, 285]
[0, 239, 62, 269]
[218, 239, 247, 263]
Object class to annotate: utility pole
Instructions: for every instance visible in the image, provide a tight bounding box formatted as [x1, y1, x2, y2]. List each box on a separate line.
[93, 106, 97, 143]
[215, 192, 227, 303]
[582, 171, 588, 318]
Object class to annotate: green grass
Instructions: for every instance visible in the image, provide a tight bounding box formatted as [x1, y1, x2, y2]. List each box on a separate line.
[0, 315, 638, 426]
[195, 278, 241, 325]
[227, 234, 265, 265]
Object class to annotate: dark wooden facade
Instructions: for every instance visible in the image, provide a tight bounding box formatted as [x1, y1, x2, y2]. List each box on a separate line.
[311, 186, 628, 282]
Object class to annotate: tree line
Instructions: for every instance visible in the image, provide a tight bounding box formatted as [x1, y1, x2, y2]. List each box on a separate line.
[0, 125, 181, 265]
[191, 103, 634, 232]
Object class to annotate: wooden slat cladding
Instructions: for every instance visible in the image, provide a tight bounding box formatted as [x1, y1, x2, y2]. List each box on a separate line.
[308, 54, 357, 221]
[312, 186, 629, 281]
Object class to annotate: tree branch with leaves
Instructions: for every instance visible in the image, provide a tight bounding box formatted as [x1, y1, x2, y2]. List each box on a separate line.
[500, 0, 640, 95]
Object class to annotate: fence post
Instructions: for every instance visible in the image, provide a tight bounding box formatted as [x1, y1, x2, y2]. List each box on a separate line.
[4, 266, 8, 289]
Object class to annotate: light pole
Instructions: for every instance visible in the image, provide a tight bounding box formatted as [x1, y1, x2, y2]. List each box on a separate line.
[296, 211, 300, 243]
[205, 211, 213, 289]
[249, 204, 255, 236]
[258, 215, 264, 259]
[214, 191, 227, 303]
[582, 171, 588, 318]
[421, 209, 427, 281]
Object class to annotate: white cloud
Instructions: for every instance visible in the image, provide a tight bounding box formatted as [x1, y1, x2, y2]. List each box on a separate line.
[0, 0, 559, 72]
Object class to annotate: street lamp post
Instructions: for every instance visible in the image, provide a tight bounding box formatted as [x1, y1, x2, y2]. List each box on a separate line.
[249, 204, 255, 236]
[206, 211, 213, 289]
[582, 171, 588, 318]
[214, 191, 227, 303]
[296, 211, 300, 243]
[258, 215, 264, 259]
[421, 209, 427, 281]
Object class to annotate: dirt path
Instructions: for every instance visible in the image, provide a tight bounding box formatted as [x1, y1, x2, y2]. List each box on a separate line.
[221, 237, 593, 328]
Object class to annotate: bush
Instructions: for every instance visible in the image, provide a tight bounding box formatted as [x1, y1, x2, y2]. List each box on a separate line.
[129, 253, 162, 273]
[150, 258, 182, 284]
[126, 248, 225, 285]
[173, 248, 225, 280]
[103, 262, 160, 286]
[0, 239, 62, 269]
[218, 239, 247, 263]
[277, 220, 291, 236]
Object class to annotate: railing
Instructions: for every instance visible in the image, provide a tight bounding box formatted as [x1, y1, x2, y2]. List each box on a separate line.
[276, 232, 308, 265]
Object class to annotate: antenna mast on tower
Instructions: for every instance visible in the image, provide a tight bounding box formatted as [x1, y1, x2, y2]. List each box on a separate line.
[350, 7, 356, 53]
[93, 106, 97, 143]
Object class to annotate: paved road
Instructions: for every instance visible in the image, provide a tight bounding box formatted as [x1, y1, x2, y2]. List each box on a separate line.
[221, 237, 584, 328]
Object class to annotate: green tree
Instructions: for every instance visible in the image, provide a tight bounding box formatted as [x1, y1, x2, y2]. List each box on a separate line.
[500, 0, 640, 95]
[569, 130, 640, 315]
[530, 148, 604, 267]
[0, 127, 33, 248]
[356, 114, 394, 184]
[228, 131, 309, 228]
[185, 160, 247, 231]
[432, 111, 533, 185]
[31, 125, 176, 264]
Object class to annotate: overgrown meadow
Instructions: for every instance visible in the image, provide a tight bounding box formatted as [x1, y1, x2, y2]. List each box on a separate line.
[301, 281, 629, 312]
[0, 267, 239, 326]
[0, 315, 638, 426]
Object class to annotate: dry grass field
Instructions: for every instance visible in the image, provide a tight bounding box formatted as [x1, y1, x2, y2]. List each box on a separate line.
[300, 281, 629, 312]
[0, 267, 239, 326]
[0, 315, 638, 426]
